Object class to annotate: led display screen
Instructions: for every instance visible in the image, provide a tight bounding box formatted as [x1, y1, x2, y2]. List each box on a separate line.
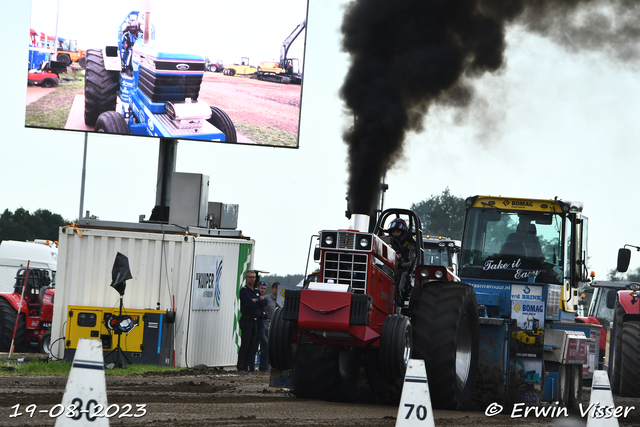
[26, 0, 308, 148]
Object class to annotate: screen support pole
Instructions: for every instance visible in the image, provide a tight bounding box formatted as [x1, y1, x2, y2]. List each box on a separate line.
[78, 132, 88, 221]
[150, 138, 178, 222]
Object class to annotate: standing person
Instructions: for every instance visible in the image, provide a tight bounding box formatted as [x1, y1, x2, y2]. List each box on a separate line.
[253, 281, 270, 372]
[236, 270, 266, 372]
[264, 282, 280, 336]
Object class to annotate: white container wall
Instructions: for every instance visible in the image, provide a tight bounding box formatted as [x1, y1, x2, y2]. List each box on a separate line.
[52, 225, 254, 367]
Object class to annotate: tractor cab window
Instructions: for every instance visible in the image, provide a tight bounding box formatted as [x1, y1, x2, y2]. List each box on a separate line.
[460, 208, 564, 284]
[590, 287, 616, 332]
[423, 241, 457, 269]
[423, 245, 450, 267]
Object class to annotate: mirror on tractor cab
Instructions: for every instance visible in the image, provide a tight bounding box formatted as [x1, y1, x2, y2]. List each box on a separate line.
[534, 214, 553, 225]
[483, 209, 501, 222]
[606, 288, 617, 309]
[617, 248, 631, 273]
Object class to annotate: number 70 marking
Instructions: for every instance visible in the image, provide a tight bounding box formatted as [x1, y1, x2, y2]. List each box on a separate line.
[404, 403, 428, 420]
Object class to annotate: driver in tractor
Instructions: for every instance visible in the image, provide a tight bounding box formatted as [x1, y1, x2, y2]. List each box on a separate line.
[387, 218, 417, 306]
[502, 215, 544, 262]
[120, 14, 144, 72]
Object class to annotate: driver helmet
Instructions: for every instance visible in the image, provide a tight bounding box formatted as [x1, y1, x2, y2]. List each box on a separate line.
[387, 218, 408, 240]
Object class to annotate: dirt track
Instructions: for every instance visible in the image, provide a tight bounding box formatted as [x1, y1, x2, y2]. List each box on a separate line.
[1, 362, 639, 427]
[199, 72, 302, 136]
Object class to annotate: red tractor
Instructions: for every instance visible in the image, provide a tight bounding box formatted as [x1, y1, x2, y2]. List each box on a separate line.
[268, 209, 479, 409]
[0, 268, 54, 354]
[607, 245, 640, 397]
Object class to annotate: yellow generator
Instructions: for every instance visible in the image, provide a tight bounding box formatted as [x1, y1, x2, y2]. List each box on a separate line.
[64, 305, 174, 366]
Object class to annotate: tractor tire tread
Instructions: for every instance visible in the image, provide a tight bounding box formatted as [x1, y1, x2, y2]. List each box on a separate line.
[620, 321, 640, 397]
[84, 49, 119, 127]
[411, 282, 479, 410]
[0, 299, 27, 353]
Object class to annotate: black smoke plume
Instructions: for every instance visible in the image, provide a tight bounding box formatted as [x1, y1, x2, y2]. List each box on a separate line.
[340, 0, 640, 215]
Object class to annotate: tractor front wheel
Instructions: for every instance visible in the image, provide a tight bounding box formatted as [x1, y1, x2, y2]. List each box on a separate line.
[411, 282, 479, 410]
[95, 111, 130, 134]
[268, 308, 298, 371]
[379, 314, 412, 378]
[208, 107, 237, 143]
[39, 331, 52, 354]
[619, 321, 640, 397]
[0, 299, 27, 353]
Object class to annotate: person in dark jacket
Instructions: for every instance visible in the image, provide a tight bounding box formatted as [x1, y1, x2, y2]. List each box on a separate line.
[388, 218, 416, 306]
[236, 270, 266, 371]
[252, 281, 269, 372]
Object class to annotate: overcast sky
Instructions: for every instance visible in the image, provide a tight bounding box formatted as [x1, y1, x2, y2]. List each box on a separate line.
[4, 0, 640, 279]
[28, 0, 307, 66]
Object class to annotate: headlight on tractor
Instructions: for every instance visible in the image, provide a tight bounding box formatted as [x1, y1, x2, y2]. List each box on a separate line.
[321, 232, 337, 248]
[356, 233, 372, 250]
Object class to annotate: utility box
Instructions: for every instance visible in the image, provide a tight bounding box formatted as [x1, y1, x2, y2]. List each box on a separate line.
[169, 172, 209, 227]
[64, 305, 174, 366]
[208, 202, 239, 229]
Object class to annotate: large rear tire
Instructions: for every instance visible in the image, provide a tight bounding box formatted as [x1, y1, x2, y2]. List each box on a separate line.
[84, 49, 119, 127]
[411, 282, 479, 410]
[94, 111, 130, 134]
[208, 106, 237, 143]
[619, 321, 640, 397]
[292, 345, 340, 400]
[268, 308, 298, 371]
[379, 314, 412, 378]
[0, 299, 27, 353]
[610, 301, 624, 394]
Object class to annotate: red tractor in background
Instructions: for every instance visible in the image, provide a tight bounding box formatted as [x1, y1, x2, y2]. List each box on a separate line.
[607, 245, 640, 397]
[0, 268, 55, 354]
[269, 208, 479, 409]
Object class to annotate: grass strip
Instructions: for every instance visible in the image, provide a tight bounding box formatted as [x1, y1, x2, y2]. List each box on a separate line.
[0, 359, 186, 376]
[25, 76, 84, 129]
[236, 122, 298, 147]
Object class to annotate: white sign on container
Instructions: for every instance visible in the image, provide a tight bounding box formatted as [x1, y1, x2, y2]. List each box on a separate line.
[192, 255, 224, 310]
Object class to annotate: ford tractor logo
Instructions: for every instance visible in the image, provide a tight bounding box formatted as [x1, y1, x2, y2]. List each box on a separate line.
[176, 64, 190, 71]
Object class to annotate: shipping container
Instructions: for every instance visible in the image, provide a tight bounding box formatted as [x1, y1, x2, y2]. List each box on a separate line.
[52, 222, 254, 368]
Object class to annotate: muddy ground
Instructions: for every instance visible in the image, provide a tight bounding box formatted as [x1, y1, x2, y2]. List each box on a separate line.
[198, 72, 302, 137]
[1, 359, 639, 427]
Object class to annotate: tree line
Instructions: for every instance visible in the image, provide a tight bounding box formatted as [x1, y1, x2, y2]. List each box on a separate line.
[5, 195, 640, 281]
[0, 208, 69, 242]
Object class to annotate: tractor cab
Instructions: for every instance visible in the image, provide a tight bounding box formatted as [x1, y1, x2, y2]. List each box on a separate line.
[373, 209, 424, 308]
[422, 235, 460, 274]
[13, 268, 53, 316]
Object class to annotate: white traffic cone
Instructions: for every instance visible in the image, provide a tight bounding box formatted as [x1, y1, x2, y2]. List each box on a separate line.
[55, 338, 109, 426]
[395, 359, 435, 427]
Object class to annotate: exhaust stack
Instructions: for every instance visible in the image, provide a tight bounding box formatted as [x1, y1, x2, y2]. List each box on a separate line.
[352, 214, 370, 232]
[144, 12, 151, 44]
